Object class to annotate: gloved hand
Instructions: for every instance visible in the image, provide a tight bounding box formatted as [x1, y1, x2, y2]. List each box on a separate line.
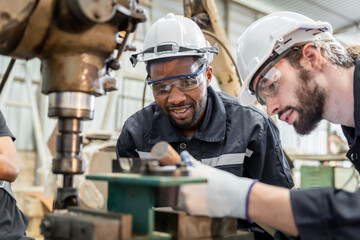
[178, 151, 258, 221]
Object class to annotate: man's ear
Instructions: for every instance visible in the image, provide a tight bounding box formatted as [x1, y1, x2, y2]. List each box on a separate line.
[301, 43, 324, 71]
[206, 65, 213, 87]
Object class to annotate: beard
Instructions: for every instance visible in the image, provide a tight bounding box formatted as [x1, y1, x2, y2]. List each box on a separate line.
[165, 93, 208, 130]
[279, 68, 326, 135]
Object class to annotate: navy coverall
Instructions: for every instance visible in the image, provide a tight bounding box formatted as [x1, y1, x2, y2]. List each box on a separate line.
[117, 86, 294, 238]
[290, 59, 360, 239]
[117, 86, 294, 189]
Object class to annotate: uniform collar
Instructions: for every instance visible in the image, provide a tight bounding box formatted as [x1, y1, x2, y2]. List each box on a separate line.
[149, 86, 226, 144]
[342, 58, 360, 144]
[353, 58, 360, 137]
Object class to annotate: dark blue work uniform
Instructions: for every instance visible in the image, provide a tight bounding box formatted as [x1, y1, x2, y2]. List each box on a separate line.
[0, 111, 30, 239]
[290, 59, 360, 239]
[117, 86, 294, 239]
[117, 86, 294, 189]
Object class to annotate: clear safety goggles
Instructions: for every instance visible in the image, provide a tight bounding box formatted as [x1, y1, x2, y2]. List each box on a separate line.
[255, 67, 282, 105]
[146, 64, 207, 95]
[252, 47, 298, 105]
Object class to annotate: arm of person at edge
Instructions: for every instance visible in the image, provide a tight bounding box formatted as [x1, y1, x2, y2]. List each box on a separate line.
[183, 156, 360, 239]
[179, 153, 299, 237]
[0, 136, 19, 182]
[248, 182, 298, 235]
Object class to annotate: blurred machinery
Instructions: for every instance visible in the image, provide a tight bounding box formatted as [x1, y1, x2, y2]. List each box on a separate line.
[0, 0, 146, 209]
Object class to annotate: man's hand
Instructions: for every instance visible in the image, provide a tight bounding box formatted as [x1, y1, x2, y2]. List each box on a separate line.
[178, 151, 258, 221]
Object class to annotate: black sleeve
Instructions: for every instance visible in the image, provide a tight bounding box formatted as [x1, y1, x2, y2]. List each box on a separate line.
[291, 187, 360, 239]
[0, 191, 28, 239]
[116, 117, 140, 159]
[0, 111, 15, 141]
[244, 117, 294, 189]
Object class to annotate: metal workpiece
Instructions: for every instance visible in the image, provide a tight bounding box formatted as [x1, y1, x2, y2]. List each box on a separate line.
[151, 141, 182, 165]
[142, 161, 188, 177]
[48, 92, 95, 119]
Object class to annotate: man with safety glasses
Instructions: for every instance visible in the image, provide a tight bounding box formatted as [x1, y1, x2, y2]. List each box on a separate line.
[116, 13, 294, 239]
[179, 11, 360, 239]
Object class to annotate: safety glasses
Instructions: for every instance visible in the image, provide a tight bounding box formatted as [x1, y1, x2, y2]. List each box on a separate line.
[146, 64, 207, 95]
[253, 47, 298, 105]
[255, 67, 282, 105]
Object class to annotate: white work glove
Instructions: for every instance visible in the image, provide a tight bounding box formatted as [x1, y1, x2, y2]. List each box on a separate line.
[178, 151, 258, 221]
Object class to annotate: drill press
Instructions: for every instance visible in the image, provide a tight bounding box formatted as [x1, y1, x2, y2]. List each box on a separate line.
[0, 0, 146, 209]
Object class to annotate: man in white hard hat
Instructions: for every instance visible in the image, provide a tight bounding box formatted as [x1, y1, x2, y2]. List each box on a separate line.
[180, 11, 360, 239]
[117, 13, 294, 238]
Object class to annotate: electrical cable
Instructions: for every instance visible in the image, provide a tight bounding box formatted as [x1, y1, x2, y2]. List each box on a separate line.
[0, 58, 16, 94]
[142, 81, 146, 108]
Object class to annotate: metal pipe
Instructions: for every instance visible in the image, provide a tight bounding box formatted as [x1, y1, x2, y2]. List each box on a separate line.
[0, 58, 16, 94]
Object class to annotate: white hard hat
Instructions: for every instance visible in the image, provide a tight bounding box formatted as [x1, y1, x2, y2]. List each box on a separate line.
[237, 11, 333, 106]
[130, 13, 218, 67]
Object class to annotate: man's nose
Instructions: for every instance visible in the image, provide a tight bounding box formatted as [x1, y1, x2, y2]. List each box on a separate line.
[167, 86, 186, 104]
[266, 96, 281, 116]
